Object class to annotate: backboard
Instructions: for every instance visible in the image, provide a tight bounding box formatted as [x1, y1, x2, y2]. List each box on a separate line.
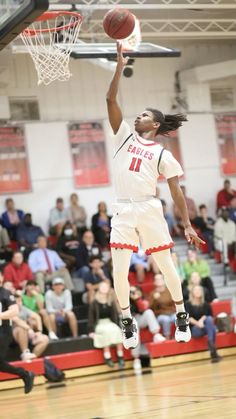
[69, 42, 181, 59]
[0, 0, 49, 51]
[12, 41, 181, 59]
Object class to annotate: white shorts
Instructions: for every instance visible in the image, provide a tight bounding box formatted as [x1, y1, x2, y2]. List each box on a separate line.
[110, 198, 174, 255]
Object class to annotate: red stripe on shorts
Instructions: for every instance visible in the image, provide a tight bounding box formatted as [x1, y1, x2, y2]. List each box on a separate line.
[110, 242, 139, 252]
[145, 242, 174, 255]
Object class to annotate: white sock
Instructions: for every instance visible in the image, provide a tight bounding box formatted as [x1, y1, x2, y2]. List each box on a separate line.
[117, 349, 123, 357]
[175, 303, 185, 313]
[121, 306, 132, 319]
[104, 350, 111, 359]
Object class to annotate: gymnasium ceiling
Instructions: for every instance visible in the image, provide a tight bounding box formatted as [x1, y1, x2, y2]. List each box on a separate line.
[49, 0, 236, 41]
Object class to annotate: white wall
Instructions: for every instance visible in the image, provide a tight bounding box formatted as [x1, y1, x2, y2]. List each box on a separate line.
[0, 41, 236, 232]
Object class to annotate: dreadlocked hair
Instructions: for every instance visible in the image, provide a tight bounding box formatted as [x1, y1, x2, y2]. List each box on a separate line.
[146, 108, 188, 135]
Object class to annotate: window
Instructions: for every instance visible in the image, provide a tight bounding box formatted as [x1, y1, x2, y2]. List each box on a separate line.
[9, 97, 40, 120]
[210, 87, 234, 111]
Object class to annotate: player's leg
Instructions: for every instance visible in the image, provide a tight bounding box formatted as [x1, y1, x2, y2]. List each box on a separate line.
[139, 202, 191, 343]
[111, 247, 139, 349]
[151, 249, 191, 342]
[0, 334, 35, 394]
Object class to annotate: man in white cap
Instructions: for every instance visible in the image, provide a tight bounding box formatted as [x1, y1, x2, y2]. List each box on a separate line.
[45, 278, 78, 337]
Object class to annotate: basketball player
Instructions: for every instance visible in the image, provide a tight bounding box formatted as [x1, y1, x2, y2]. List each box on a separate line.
[106, 42, 205, 350]
[0, 271, 35, 393]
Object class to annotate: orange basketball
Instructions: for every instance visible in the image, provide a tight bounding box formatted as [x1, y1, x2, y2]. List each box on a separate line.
[103, 8, 135, 40]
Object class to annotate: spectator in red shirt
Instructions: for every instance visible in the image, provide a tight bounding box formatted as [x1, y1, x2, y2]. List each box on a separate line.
[3, 251, 33, 290]
[216, 179, 236, 210]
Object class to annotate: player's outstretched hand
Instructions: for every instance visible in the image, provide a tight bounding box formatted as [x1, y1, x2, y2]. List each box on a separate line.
[116, 41, 129, 67]
[184, 225, 206, 248]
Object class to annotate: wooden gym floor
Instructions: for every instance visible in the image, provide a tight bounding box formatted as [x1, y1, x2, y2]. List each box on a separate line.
[1, 357, 236, 419]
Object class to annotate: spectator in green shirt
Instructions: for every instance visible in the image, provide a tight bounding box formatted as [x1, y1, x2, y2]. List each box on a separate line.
[22, 280, 58, 340]
[181, 249, 217, 302]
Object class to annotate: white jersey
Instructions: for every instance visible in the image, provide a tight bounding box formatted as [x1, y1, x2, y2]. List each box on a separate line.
[112, 120, 183, 199]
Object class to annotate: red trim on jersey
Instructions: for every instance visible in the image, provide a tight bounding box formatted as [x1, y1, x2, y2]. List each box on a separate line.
[145, 242, 174, 255]
[135, 135, 157, 147]
[110, 242, 138, 252]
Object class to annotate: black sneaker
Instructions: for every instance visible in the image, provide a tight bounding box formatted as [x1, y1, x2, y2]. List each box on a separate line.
[120, 317, 139, 349]
[22, 371, 35, 394]
[117, 356, 125, 369]
[211, 354, 222, 363]
[104, 358, 114, 368]
[175, 312, 191, 342]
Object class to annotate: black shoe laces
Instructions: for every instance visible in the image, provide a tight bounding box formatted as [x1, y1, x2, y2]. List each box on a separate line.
[121, 321, 137, 339]
[176, 313, 189, 333]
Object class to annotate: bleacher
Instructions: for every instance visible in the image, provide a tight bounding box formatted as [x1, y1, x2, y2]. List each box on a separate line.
[1, 237, 236, 391]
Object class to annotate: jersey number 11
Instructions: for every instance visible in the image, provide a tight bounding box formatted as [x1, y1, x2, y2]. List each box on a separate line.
[129, 158, 142, 172]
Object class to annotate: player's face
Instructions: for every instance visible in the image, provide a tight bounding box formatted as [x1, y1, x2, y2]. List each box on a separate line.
[134, 110, 160, 134]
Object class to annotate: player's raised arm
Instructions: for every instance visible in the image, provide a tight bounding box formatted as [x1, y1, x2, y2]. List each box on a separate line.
[106, 42, 129, 134]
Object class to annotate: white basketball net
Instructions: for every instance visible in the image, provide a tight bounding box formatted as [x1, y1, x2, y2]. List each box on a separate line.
[20, 12, 82, 86]
[122, 18, 142, 51]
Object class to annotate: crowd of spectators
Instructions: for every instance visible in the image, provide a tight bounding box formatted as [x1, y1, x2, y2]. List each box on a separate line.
[0, 179, 235, 369]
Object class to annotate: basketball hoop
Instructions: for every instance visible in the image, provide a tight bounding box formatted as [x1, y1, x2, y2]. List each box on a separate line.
[20, 11, 83, 85]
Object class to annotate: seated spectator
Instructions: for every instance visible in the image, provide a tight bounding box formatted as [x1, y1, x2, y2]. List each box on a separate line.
[49, 197, 68, 237]
[74, 230, 102, 279]
[67, 193, 87, 239]
[185, 285, 222, 363]
[182, 249, 218, 302]
[216, 179, 236, 211]
[15, 290, 43, 332]
[182, 271, 211, 303]
[173, 185, 197, 228]
[193, 204, 215, 255]
[56, 221, 80, 271]
[149, 274, 176, 339]
[228, 196, 236, 224]
[16, 213, 45, 257]
[3, 280, 16, 295]
[28, 236, 74, 293]
[129, 247, 158, 283]
[130, 285, 165, 371]
[91, 202, 111, 248]
[22, 280, 58, 340]
[0, 223, 12, 262]
[161, 200, 181, 236]
[3, 251, 33, 290]
[13, 292, 49, 360]
[214, 207, 236, 265]
[1, 198, 24, 240]
[88, 281, 124, 369]
[83, 256, 111, 304]
[45, 277, 78, 337]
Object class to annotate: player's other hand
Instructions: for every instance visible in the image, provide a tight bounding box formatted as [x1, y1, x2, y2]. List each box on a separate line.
[116, 41, 129, 67]
[184, 225, 206, 248]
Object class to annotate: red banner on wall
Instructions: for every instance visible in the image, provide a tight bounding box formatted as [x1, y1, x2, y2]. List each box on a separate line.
[68, 122, 110, 188]
[215, 114, 236, 176]
[158, 131, 184, 181]
[0, 125, 31, 194]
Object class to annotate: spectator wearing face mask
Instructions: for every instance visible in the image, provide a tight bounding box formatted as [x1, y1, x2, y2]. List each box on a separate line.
[56, 221, 80, 271]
